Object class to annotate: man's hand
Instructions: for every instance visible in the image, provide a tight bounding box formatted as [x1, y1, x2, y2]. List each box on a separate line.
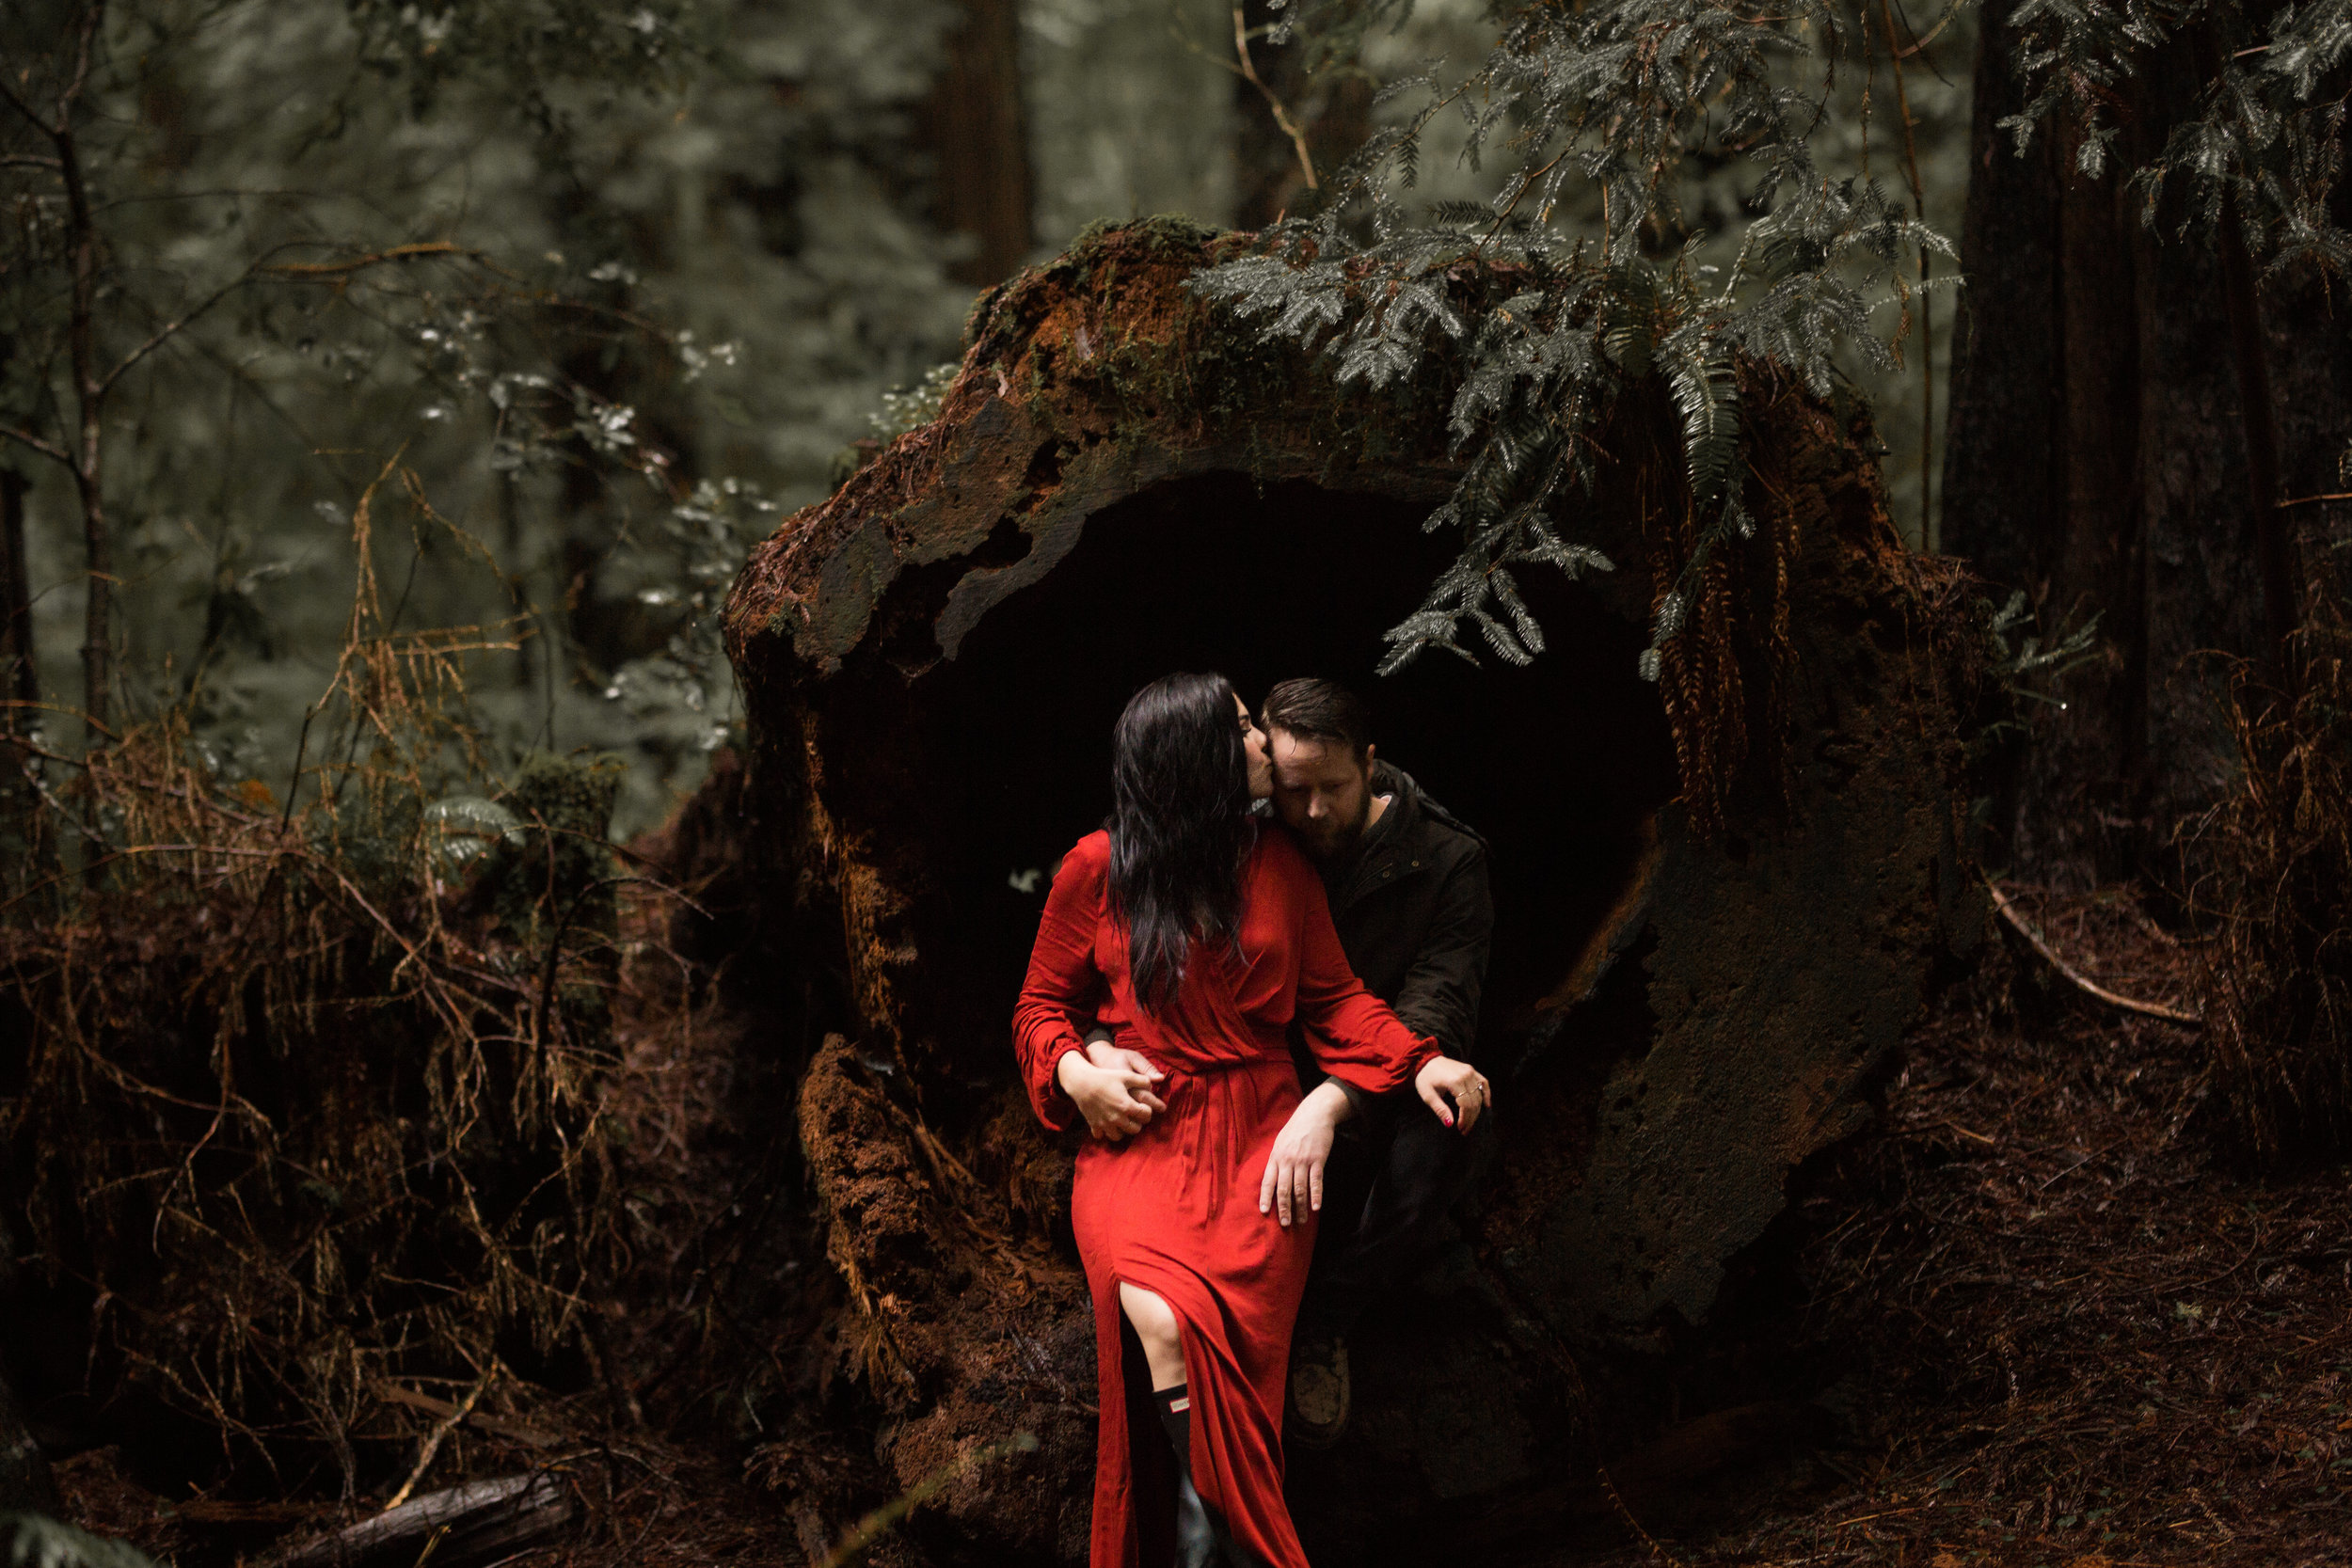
[1084, 1028, 1164, 1086]
[1415, 1055, 1491, 1133]
[1260, 1079, 1353, 1227]
[1057, 1049, 1168, 1141]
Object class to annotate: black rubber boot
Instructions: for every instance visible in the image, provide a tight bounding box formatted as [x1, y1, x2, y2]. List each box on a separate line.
[1152, 1385, 1218, 1568]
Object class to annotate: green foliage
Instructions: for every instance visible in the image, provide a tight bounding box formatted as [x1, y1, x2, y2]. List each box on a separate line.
[2001, 0, 2352, 279]
[0, 0, 971, 835]
[1, 1517, 157, 1568]
[596, 477, 782, 764]
[483, 751, 627, 945]
[341, 0, 711, 115]
[1985, 590, 2103, 709]
[869, 363, 964, 440]
[1196, 0, 1948, 675]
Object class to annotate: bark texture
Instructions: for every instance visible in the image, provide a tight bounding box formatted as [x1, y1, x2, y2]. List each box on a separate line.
[0, 469, 34, 720]
[921, 0, 1034, 285]
[1941, 15, 2352, 882]
[723, 220, 1986, 1561]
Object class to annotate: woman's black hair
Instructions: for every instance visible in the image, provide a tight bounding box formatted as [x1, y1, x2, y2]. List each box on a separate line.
[1107, 672, 1257, 1010]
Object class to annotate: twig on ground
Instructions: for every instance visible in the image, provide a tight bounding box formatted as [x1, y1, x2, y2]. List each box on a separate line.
[386, 1369, 494, 1512]
[1988, 879, 2202, 1026]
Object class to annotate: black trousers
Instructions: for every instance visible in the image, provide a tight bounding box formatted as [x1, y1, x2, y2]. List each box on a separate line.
[1298, 1085, 1492, 1334]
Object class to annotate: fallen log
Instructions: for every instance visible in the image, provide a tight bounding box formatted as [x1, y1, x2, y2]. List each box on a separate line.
[276, 1474, 575, 1568]
[723, 218, 1990, 1561]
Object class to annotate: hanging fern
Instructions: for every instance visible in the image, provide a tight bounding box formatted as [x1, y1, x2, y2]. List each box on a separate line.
[1191, 0, 1941, 677]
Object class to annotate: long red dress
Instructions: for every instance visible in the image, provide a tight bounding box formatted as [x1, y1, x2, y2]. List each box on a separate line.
[1014, 827, 1436, 1568]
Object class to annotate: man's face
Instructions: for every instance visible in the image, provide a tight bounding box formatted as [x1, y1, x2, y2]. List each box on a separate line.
[1269, 730, 1375, 861]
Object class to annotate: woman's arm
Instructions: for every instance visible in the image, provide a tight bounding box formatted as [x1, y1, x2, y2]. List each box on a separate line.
[1012, 841, 1168, 1139]
[1011, 846, 1108, 1133]
[1260, 1077, 1353, 1227]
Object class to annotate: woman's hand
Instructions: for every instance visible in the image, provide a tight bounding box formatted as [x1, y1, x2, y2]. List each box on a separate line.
[1260, 1079, 1353, 1227]
[1084, 1029, 1165, 1086]
[1416, 1055, 1491, 1133]
[1057, 1048, 1168, 1141]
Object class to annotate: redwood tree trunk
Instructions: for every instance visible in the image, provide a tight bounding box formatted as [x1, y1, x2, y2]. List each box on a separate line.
[1941, 14, 2352, 883]
[723, 222, 1988, 1563]
[921, 0, 1034, 285]
[0, 468, 35, 721]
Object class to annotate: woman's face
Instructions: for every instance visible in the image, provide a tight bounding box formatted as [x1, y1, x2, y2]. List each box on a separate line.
[1235, 694, 1273, 801]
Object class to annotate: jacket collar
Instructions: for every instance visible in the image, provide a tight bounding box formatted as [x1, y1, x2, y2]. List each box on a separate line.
[1325, 760, 1424, 909]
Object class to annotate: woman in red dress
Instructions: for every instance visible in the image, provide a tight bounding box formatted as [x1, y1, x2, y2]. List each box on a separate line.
[1014, 673, 1490, 1568]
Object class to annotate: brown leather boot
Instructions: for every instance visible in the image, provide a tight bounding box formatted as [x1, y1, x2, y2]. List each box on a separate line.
[1286, 1323, 1350, 1450]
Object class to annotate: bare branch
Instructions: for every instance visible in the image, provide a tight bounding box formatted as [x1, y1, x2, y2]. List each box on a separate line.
[0, 74, 49, 136]
[1232, 6, 1319, 197]
[261, 239, 468, 278]
[64, 2, 104, 119]
[0, 153, 62, 170]
[98, 259, 277, 399]
[0, 423, 72, 467]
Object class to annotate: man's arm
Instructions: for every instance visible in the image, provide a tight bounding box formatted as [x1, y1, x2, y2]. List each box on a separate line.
[1388, 847, 1494, 1060]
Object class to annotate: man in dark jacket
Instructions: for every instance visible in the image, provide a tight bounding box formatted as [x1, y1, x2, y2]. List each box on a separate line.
[1257, 677, 1494, 1449]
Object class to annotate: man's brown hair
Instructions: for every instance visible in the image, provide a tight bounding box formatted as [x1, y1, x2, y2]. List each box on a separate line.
[1260, 677, 1372, 758]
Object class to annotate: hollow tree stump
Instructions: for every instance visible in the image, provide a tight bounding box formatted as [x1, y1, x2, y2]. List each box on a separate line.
[724, 219, 1985, 1563]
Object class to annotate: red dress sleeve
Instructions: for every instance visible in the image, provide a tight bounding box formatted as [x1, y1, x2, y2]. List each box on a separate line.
[1288, 844, 1438, 1095]
[1012, 834, 1108, 1133]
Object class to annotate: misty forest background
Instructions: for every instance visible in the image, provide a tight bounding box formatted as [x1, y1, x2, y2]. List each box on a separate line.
[0, 0, 1971, 838]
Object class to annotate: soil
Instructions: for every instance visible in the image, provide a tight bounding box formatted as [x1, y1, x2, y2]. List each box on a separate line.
[43, 879, 2350, 1568]
[1564, 884, 2352, 1568]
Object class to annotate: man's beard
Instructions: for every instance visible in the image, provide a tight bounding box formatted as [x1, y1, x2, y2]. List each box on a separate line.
[1300, 796, 1372, 861]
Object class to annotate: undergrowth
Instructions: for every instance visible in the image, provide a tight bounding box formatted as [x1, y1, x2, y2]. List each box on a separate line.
[2185, 570, 2352, 1171]
[0, 467, 670, 1497]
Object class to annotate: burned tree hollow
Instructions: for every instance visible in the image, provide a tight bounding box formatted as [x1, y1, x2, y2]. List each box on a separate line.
[929, 472, 1676, 1077]
[723, 221, 1988, 1562]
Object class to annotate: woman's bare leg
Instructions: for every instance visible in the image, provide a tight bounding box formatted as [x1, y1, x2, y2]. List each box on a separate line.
[1119, 1282, 1187, 1390]
[1120, 1281, 1216, 1564]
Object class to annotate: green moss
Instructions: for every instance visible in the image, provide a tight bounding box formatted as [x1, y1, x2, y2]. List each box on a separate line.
[1061, 214, 1223, 268]
[482, 751, 626, 947]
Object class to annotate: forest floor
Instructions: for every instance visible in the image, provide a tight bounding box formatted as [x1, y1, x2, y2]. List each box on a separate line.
[1565, 884, 2352, 1568]
[41, 884, 2352, 1568]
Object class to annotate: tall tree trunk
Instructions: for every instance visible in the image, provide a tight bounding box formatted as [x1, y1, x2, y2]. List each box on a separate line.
[921, 0, 1033, 285]
[1940, 15, 2351, 883]
[0, 468, 35, 722]
[0, 466, 44, 880]
[44, 4, 113, 743]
